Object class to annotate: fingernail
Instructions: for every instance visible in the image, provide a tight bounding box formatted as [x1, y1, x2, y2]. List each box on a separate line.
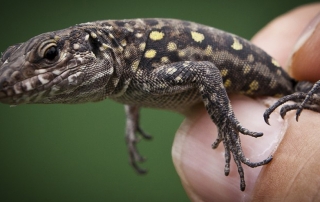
[288, 11, 320, 82]
[292, 12, 320, 54]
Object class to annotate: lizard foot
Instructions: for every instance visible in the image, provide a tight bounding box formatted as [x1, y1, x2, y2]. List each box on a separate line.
[264, 92, 308, 124]
[212, 117, 272, 191]
[125, 105, 152, 174]
[126, 126, 152, 174]
[264, 81, 320, 124]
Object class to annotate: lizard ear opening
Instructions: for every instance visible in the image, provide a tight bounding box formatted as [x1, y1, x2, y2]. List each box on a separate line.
[88, 37, 100, 57]
[85, 30, 103, 57]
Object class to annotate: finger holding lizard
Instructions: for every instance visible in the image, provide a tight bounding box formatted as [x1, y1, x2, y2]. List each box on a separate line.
[172, 3, 320, 201]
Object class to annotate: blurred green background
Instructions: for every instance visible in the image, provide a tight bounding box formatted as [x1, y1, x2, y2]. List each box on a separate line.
[0, 0, 315, 201]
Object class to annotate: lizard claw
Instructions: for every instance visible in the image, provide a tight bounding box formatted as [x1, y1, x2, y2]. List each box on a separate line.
[296, 107, 304, 122]
[130, 160, 148, 174]
[263, 112, 271, 125]
[126, 126, 153, 175]
[127, 136, 149, 174]
[213, 117, 272, 192]
[137, 126, 153, 140]
[280, 106, 288, 119]
[131, 160, 148, 174]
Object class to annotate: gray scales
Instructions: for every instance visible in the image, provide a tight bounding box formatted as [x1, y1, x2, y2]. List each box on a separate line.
[0, 19, 319, 191]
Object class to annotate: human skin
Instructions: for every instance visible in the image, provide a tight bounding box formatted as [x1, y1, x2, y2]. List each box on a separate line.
[172, 3, 320, 201]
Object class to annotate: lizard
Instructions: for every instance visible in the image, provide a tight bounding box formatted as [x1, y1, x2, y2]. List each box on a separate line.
[0, 18, 318, 191]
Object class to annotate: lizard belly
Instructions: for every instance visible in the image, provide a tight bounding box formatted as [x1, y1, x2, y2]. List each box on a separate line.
[111, 88, 201, 112]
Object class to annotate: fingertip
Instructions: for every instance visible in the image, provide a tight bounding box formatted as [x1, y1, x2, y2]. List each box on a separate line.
[251, 110, 320, 201]
[290, 14, 320, 82]
[251, 3, 320, 69]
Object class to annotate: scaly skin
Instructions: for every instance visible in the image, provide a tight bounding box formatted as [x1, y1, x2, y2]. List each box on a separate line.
[0, 19, 318, 191]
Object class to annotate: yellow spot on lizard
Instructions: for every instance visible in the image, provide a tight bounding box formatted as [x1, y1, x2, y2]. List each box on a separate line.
[145, 49, 157, 58]
[220, 69, 228, 77]
[161, 57, 169, 63]
[204, 45, 213, 56]
[245, 80, 259, 95]
[231, 37, 243, 50]
[249, 80, 259, 91]
[178, 50, 186, 57]
[243, 65, 251, 74]
[149, 31, 165, 40]
[272, 58, 281, 67]
[224, 79, 232, 88]
[99, 43, 111, 51]
[247, 54, 254, 62]
[191, 31, 205, 43]
[131, 60, 139, 72]
[139, 42, 146, 51]
[167, 42, 177, 51]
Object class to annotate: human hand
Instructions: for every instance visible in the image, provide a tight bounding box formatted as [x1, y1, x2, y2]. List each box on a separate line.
[172, 3, 320, 201]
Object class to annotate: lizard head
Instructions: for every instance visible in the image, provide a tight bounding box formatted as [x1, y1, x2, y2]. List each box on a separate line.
[0, 26, 121, 105]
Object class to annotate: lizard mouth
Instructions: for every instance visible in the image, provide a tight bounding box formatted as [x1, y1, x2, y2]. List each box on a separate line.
[0, 63, 85, 105]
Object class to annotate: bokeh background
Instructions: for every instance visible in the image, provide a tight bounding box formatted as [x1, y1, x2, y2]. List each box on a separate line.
[0, 0, 315, 201]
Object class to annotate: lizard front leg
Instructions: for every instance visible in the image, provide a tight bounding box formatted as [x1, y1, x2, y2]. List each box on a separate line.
[125, 105, 152, 174]
[145, 61, 272, 191]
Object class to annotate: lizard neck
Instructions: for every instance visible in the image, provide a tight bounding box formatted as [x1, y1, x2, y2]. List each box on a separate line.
[96, 19, 149, 98]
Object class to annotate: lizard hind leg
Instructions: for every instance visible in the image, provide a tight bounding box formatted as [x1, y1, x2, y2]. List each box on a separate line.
[264, 80, 320, 123]
[125, 105, 152, 174]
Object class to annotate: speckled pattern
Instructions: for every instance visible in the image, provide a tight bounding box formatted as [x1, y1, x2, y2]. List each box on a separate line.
[0, 18, 318, 191]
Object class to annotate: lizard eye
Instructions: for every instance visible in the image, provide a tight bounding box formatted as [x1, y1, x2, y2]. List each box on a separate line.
[44, 46, 59, 61]
[38, 39, 60, 62]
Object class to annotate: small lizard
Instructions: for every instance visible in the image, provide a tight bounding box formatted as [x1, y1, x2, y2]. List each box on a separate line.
[0, 19, 318, 191]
